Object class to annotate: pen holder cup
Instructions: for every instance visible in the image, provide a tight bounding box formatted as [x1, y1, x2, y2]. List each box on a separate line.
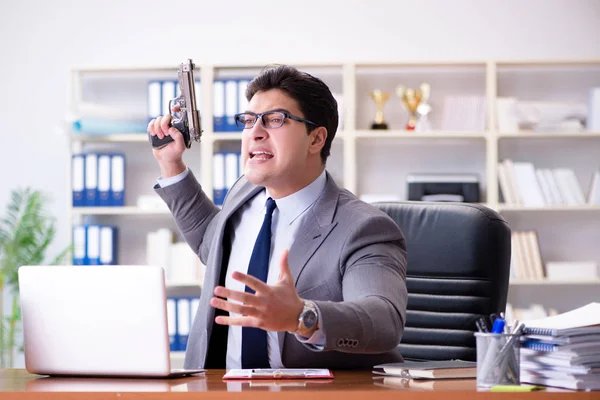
[474, 332, 521, 387]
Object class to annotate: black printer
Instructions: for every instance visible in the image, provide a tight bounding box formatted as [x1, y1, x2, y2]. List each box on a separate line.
[407, 173, 480, 202]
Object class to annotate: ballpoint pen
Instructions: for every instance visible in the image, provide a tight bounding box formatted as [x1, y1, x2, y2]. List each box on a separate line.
[491, 316, 505, 334]
[476, 318, 489, 333]
[489, 313, 498, 329]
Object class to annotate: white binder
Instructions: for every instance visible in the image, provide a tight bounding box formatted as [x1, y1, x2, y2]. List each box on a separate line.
[147, 80, 162, 120]
[224, 152, 239, 191]
[237, 79, 250, 115]
[213, 152, 226, 205]
[97, 154, 111, 207]
[177, 298, 190, 351]
[161, 81, 176, 116]
[225, 80, 238, 131]
[84, 153, 98, 207]
[99, 226, 116, 265]
[72, 154, 85, 207]
[110, 154, 125, 206]
[86, 225, 101, 265]
[166, 297, 177, 351]
[213, 80, 225, 131]
[72, 225, 86, 265]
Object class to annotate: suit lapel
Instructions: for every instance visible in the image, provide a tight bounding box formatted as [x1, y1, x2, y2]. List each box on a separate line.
[288, 172, 340, 284]
[203, 178, 261, 294]
[221, 177, 263, 222]
[278, 172, 341, 354]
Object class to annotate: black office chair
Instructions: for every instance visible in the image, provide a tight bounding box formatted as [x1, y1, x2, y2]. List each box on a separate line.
[374, 201, 511, 362]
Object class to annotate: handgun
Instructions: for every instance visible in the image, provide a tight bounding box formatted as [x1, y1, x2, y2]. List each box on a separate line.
[149, 59, 202, 149]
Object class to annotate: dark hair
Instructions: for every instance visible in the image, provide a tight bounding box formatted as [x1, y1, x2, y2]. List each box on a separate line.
[246, 65, 338, 164]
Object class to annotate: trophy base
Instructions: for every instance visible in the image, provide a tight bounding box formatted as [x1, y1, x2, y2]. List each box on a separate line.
[371, 122, 389, 130]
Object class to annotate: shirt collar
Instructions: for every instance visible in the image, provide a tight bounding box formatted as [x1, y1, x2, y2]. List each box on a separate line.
[261, 170, 327, 225]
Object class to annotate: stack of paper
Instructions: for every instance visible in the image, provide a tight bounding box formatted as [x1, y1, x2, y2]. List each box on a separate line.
[520, 303, 600, 391]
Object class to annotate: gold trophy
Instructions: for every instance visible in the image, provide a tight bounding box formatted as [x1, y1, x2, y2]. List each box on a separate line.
[369, 90, 391, 130]
[396, 83, 430, 131]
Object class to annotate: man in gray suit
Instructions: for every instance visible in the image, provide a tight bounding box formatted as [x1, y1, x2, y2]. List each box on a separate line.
[148, 65, 408, 370]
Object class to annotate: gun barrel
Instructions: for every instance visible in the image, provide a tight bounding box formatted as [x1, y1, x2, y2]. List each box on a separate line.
[179, 59, 202, 143]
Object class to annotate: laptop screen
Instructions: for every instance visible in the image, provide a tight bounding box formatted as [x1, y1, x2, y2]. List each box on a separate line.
[19, 265, 172, 377]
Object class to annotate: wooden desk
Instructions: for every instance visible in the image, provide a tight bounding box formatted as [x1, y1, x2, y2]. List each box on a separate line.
[0, 369, 594, 399]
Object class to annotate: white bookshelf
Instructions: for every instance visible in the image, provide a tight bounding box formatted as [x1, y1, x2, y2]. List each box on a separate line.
[67, 59, 600, 314]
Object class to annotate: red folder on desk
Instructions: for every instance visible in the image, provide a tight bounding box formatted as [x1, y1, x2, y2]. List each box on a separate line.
[223, 369, 333, 380]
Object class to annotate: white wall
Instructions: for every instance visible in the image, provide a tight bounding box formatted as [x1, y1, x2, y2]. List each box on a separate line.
[0, 0, 599, 258]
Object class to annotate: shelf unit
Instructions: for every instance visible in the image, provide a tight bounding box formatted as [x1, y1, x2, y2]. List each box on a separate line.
[67, 59, 600, 315]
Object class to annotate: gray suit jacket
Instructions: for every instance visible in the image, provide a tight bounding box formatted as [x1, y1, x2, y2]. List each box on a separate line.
[155, 170, 408, 369]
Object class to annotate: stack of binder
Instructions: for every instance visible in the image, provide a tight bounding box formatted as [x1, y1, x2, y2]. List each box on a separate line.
[213, 78, 251, 132]
[147, 79, 202, 122]
[213, 151, 243, 205]
[72, 153, 125, 207]
[72, 224, 118, 265]
[520, 302, 600, 391]
[167, 296, 200, 351]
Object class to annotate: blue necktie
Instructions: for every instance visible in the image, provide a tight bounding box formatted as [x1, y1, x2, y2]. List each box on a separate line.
[242, 197, 277, 368]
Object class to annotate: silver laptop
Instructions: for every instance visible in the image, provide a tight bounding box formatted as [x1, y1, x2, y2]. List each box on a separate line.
[18, 265, 204, 378]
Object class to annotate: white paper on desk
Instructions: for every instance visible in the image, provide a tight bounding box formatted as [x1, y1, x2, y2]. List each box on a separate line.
[223, 368, 333, 380]
[522, 302, 600, 330]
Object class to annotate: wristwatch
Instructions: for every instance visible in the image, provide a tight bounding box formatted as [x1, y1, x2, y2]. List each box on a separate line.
[292, 300, 319, 337]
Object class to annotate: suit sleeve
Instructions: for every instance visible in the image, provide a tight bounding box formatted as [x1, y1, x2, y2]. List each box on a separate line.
[313, 214, 408, 353]
[154, 169, 220, 264]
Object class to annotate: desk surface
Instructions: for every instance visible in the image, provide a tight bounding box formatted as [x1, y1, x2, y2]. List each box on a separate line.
[0, 369, 595, 399]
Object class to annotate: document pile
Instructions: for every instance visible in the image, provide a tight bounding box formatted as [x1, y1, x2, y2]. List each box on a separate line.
[520, 302, 600, 391]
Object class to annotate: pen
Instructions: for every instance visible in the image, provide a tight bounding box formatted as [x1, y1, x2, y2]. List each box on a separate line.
[477, 316, 490, 332]
[475, 318, 487, 333]
[491, 317, 505, 334]
[489, 313, 498, 329]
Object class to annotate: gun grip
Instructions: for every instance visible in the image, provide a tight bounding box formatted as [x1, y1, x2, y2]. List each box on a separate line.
[148, 119, 191, 149]
[149, 133, 174, 149]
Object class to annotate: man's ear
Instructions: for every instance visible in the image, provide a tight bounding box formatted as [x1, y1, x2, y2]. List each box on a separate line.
[308, 127, 327, 155]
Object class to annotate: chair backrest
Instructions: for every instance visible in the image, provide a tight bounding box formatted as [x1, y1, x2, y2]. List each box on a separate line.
[374, 201, 511, 362]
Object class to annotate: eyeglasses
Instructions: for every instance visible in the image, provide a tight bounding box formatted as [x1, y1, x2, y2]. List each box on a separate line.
[234, 111, 318, 130]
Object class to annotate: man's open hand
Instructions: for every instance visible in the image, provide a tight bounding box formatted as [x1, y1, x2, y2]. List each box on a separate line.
[210, 249, 304, 332]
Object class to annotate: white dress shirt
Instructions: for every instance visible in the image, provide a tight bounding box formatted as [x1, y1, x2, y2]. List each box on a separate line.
[158, 169, 327, 369]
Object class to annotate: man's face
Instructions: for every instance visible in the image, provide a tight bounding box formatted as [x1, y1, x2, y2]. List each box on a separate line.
[240, 89, 321, 198]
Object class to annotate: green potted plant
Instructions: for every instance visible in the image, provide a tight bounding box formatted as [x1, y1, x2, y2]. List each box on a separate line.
[0, 188, 70, 368]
